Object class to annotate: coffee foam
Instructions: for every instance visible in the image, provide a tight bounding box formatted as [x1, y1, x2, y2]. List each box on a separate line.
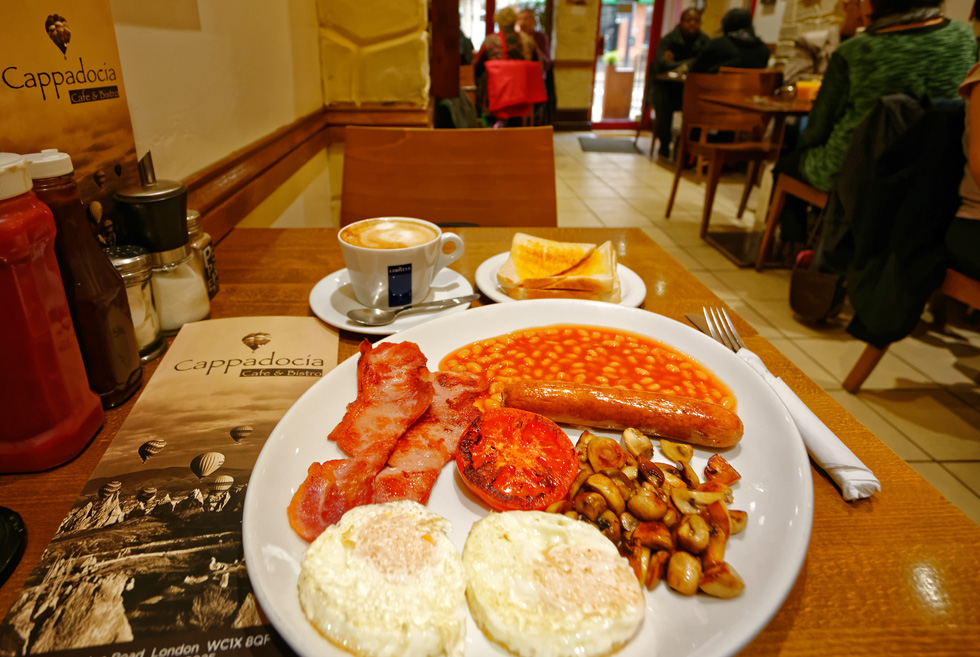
[342, 220, 438, 250]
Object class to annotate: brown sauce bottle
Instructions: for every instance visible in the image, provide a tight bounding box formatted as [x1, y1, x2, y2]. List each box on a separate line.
[24, 150, 142, 408]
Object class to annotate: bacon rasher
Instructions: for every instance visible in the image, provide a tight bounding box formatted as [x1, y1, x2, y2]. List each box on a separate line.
[287, 341, 433, 542]
[372, 371, 487, 505]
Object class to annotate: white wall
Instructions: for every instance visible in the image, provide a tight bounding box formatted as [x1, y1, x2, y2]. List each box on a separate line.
[945, 0, 974, 23]
[110, 0, 323, 182]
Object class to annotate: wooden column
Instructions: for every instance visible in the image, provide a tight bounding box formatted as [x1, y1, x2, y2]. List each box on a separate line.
[431, 0, 461, 98]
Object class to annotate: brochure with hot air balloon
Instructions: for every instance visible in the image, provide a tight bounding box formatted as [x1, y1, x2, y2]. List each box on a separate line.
[0, 1, 140, 246]
[0, 316, 339, 657]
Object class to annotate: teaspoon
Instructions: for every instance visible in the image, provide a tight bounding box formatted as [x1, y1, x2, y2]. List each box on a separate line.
[347, 293, 480, 326]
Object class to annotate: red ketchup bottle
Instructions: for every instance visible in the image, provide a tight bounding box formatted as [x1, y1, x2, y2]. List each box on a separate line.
[24, 149, 143, 408]
[0, 153, 103, 473]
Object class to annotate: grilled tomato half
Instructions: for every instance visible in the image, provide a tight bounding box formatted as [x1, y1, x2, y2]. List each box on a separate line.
[455, 408, 577, 512]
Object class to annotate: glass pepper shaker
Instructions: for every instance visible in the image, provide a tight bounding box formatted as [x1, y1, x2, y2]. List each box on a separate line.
[186, 209, 219, 299]
[105, 245, 166, 362]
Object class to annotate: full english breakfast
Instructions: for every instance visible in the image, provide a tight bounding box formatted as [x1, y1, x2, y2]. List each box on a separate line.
[288, 324, 750, 656]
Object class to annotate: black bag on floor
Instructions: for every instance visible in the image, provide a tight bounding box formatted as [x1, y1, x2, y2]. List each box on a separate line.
[790, 266, 845, 322]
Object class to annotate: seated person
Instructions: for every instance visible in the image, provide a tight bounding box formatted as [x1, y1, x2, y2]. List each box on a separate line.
[650, 8, 709, 159]
[691, 9, 770, 73]
[948, 60, 980, 281]
[774, 0, 976, 246]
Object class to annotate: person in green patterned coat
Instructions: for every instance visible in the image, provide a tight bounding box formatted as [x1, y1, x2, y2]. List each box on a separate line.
[774, 0, 977, 245]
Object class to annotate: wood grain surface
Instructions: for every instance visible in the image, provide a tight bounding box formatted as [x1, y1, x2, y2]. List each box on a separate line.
[2, 227, 978, 656]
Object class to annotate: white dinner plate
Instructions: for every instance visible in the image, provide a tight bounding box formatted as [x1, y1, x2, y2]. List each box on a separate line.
[474, 252, 647, 307]
[308, 267, 474, 335]
[243, 300, 813, 657]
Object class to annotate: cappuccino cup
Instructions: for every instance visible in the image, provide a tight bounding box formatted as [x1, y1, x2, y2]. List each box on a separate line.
[339, 217, 464, 309]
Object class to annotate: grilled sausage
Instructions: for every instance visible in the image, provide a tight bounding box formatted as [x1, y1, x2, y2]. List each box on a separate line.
[501, 380, 743, 448]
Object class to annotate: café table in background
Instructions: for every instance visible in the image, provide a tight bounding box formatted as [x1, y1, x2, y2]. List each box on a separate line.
[2, 227, 978, 656]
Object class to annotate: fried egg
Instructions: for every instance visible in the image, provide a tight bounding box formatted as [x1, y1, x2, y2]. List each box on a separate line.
[463, 511, 645, 657]
[298, 501, 466, 657]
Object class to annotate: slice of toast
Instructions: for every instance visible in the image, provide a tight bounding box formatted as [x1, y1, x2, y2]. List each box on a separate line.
[497, 233, 595, 291]
[519, 241, 618, 294]
[506, 283, 622, 304]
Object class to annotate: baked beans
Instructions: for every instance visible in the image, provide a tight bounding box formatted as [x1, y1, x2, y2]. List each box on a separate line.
[439, 325, 735, 411]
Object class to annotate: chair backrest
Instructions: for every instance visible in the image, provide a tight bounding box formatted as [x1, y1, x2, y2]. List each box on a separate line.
[340, 126, 557, 227]
[460, 64, 475, 89]
[680, 72, 781, 140]
[942, 268, 980, 309]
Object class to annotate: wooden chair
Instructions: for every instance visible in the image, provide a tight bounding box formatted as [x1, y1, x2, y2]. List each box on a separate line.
[755, 173, 828, 270]
[664, 72, 783, 238]
[843, 268, 980, 392]
[633, 104, 658, 160]
[460, 65, 477, 111]
[340, 126, 557, 228]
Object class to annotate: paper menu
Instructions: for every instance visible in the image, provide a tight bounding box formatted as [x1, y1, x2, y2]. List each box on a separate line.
[0, 316, 338, 657]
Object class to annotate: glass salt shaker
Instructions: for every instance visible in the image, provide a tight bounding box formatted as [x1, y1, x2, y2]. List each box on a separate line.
[186, 209, 219, 299]
[150, 244, 211, 336]
[105, 245, 166, 362]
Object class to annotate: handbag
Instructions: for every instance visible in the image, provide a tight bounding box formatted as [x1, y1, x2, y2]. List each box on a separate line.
[485, 32, 546, 116]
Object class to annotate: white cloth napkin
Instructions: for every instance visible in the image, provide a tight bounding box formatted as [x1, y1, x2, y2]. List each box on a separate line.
[736, 348, 881, 501]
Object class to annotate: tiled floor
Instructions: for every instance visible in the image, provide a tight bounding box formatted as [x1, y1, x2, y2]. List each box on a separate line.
[556, 130, 980, 526]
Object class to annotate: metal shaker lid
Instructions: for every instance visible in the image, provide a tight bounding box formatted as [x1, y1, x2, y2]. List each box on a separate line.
[114, 151, 186, 201]
[186, 209, 202, 234]
[104, 244, 152, 279]
[114, 179, 186, 202]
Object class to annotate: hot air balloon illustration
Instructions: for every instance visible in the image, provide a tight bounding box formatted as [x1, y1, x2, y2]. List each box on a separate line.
[45, 14, 71, 58]
[136, 487, 158, 504]
[190, 452, 225, 479]
[139, 439, 167, 463]
[230, 425, 253, 443]
[209, 475, 235, 494]
[99, 481, 122, 499]
[242, 332, 271, 351]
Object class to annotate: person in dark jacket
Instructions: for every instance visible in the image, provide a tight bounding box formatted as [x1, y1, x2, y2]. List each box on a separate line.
[650, 8, 709, 159]
[691, 9, 771, 73]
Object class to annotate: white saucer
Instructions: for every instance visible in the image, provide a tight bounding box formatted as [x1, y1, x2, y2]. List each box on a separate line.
[309, 268, 474, 335]
[474, 252, 647, 307]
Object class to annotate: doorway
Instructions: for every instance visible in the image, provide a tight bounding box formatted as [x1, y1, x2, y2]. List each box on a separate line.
[591, 1, 652, 129]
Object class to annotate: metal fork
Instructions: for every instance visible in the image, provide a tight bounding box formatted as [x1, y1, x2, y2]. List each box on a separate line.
[703, 306, 744, 352]
[700, 304, 881, 500]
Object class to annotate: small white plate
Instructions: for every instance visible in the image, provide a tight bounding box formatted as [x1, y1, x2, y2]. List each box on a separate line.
[308, 268, 474, 335]
[474, 252, 647, 307]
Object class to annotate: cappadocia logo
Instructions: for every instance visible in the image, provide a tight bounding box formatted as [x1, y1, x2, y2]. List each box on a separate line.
[242, 332, 271, 351]
[45, 14, 71, 58]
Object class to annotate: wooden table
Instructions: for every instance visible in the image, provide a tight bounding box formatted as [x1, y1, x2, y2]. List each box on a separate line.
[3, 227, 979, 655]
[701, 94, 813, 146]
[699, 95, 814, 268]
